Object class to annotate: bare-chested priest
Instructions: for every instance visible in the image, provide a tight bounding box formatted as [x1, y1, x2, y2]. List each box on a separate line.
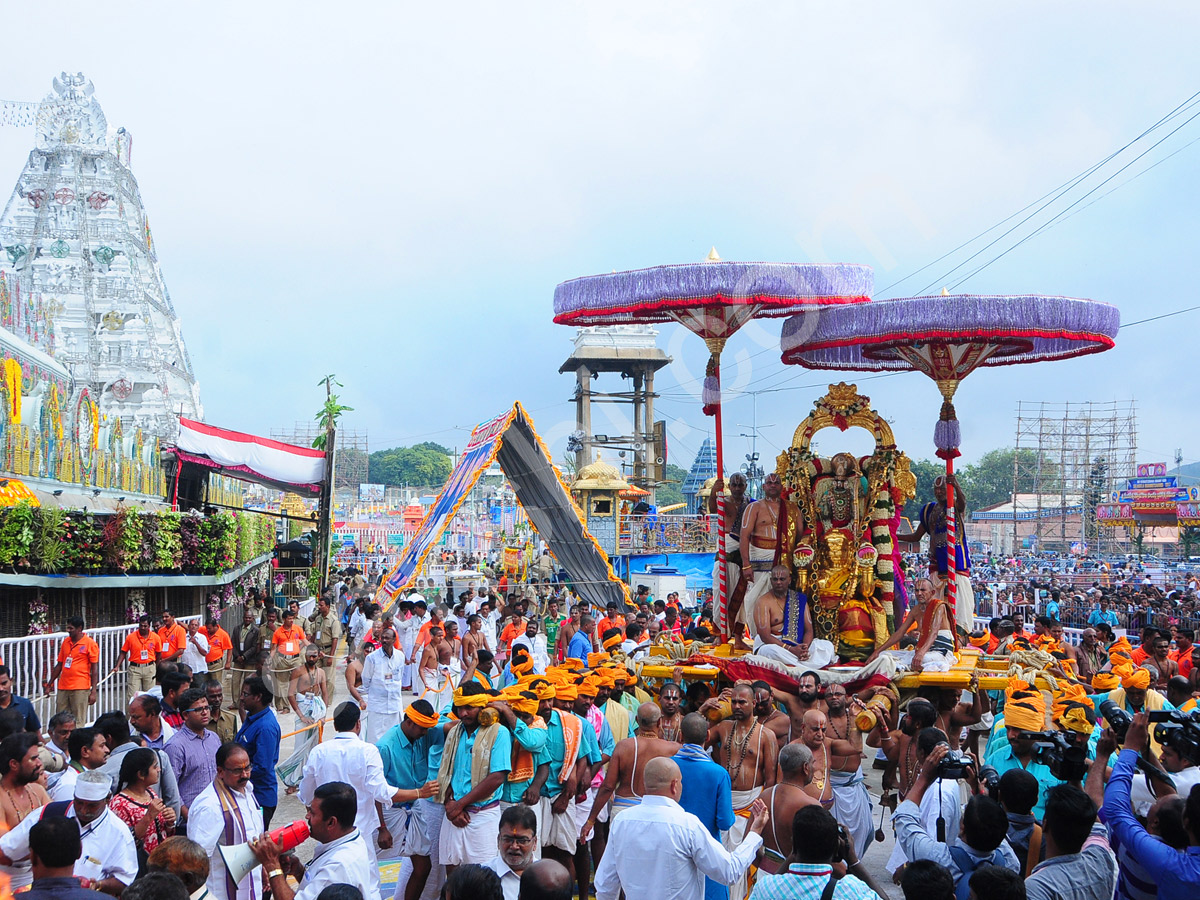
[708, 683, 779, 900]
[796, 709, 859, 813]
[753, 565, 813, 664]
[579, 702, 681, 841]
[758, 742, 819, 874]
[739, 472, 801, 639]
[709, 473, 749, 630]
[822, 682, 885, 858]
[868, 576, 955, 673]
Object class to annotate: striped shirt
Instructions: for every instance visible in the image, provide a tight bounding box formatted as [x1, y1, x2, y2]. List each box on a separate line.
[749, 864, 882, 900]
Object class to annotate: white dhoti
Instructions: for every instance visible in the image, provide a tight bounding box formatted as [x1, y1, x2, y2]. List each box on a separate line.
[365, 704, 401, 745]
[737, 547, 776, 639]
[724, 786, 764, 900]
[418, 666, 455, 716]
[275, 692, 327, 787]
[440, 803, 501, 866]
[920, 630, 957, 673]
[952, 573, 975, 635]
[392, 798, 445, 900]
[609, 794, 640, 821]
[830, 767, 874, 860]
[574, 784, 608, 841]
[715, 535, 742, 632]
[538, 794, 578, 854]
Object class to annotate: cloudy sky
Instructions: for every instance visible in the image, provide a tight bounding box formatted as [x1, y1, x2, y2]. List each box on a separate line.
[2, 3, 1197, 479]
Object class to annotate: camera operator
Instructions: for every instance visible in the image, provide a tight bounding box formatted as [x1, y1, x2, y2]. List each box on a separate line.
[1127, 685, 1200, 815]
[984, 680, 1063, 819]
[893, 744, 1019, 896]
[886, 728, 964, 877]
[1102, 711, 1200, 899]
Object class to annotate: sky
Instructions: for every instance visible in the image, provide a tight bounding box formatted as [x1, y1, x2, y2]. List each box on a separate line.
[1, 3, 1197, 482]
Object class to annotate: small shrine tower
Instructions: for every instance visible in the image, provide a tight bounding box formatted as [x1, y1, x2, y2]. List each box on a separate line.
[571, 454, 629, 556]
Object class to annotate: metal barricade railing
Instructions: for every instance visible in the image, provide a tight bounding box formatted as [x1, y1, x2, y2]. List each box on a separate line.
[619, 514, 718, 553]
[0, 615, 200, 729]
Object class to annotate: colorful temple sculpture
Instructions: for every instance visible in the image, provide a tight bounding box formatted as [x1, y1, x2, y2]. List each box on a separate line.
[776, 383, 916, 662]
[0, 73, 203, 498]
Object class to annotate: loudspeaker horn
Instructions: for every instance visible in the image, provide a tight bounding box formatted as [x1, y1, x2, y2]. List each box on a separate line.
[219, 819, 311, 885]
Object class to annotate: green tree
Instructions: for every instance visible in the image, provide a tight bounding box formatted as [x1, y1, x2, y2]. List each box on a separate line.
[1180, 525, 1200, 560]
[957, 447, 1059, 512]
[654, 463, 689, 508]
[368, 445, 452, 489]
[413, 441, 452, 456]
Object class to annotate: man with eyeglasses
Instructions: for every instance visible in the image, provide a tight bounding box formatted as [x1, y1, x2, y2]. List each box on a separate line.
[485, 804, 538, 900]
[164, 687, 221, 830]
[189, 743, 265, 900]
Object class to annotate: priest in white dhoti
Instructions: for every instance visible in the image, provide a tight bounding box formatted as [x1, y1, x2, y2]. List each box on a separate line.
[189, 744, 266, 900]
[737, 473, 801, 640]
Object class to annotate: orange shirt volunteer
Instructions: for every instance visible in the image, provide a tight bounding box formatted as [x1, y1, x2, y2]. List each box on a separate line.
[272, 625, 307, 657]
[204, 627, 234, 664]
[57, 634, 100, 691]
[122, 630, 161, 666]
[499, 620, 526, 647]
[158, 623, 186, 660]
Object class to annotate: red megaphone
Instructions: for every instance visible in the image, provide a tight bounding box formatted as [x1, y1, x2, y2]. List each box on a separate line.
[218, 820, 310, 885]
[269, 820, 310, 852]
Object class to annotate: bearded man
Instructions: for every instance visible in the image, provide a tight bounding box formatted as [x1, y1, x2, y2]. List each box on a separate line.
[709, 473, 749, 632]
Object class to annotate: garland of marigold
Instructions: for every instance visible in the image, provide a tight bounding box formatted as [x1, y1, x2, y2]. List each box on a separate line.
[2, 359, 22, 425]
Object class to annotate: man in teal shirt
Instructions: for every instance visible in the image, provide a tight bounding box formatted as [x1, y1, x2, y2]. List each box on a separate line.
[378, 699, 445, 896]
[439, 683, 513, 868]
[492, 689, 550, 806]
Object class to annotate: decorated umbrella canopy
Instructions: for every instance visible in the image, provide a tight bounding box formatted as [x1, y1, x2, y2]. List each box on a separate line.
[554, 251, 873, 632]
[779, 293, 1120, 635]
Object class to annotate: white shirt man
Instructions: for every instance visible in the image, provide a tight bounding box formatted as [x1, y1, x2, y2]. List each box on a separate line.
[362, 640, 406, 743]
[0, 771, 138, 890]
[348, 605, 368, 649]
[190, 761, 266, 900]
[486, 856, 524, 900]
[295, 828, 374, 900]
[181, 627, 210, 674]
[594, 760, 765, 900]
[299, 714, 397, 900]
[887, 772, 962, 873]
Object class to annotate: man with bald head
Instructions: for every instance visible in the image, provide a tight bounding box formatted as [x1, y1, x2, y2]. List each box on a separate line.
[581, 702, 682, 840]
[797, 708, 858, 810]
[758, 742, 819, 875]
[519, 858, 572, 900]
[593, 757, 767, 900]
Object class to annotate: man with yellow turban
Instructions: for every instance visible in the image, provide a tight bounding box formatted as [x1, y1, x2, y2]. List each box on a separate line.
[526, 670, 602, 893]
[437, 681, 513, 869]
[983, 679, 1064, 818]
[491, 687, 550, 816]
[378, 698, 447, 900]
[570, 673, 616, 891]
[1094, 657, 1173, 756]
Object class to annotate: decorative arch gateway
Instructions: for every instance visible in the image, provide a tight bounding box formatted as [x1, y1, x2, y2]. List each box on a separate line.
[775, 382, 916, 661]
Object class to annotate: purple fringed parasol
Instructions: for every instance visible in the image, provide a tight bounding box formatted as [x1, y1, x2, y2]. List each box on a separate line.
[778, 292, 1120, 645]
[553, 254, 874, 637]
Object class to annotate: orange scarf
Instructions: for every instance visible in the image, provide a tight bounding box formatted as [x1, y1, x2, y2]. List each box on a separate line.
[558, 711, 582, 784]
[509, 715, 547, 783]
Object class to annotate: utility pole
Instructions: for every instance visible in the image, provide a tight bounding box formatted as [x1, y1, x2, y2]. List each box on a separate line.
[736, 392, 774, 500]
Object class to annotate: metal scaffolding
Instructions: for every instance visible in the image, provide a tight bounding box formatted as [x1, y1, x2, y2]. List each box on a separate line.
[271, 424, 370, 489]
[1012, 400, 1137, 555]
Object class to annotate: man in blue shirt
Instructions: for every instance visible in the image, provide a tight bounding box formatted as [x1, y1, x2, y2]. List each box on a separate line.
[1104, 711, 1200, 900]
[567, 615, 595, 662]
[438, 682, 512, 869]
[674, 712, 734, 900]
[0, 667, 39, 735]
[235, 675, 281, 828]
[378, 698, 446, 900]
[1088, 599, 1120, 629]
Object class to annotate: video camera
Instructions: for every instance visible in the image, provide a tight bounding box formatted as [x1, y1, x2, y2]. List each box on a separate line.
[934, 749, 975, 780]
[1149, 708, 1200, 765]
[1016, 730, 1089, 782]
[1099, 699, 1132, 743]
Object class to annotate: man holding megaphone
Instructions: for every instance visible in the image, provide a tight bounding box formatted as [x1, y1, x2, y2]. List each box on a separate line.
[249, 781, 373, 900]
